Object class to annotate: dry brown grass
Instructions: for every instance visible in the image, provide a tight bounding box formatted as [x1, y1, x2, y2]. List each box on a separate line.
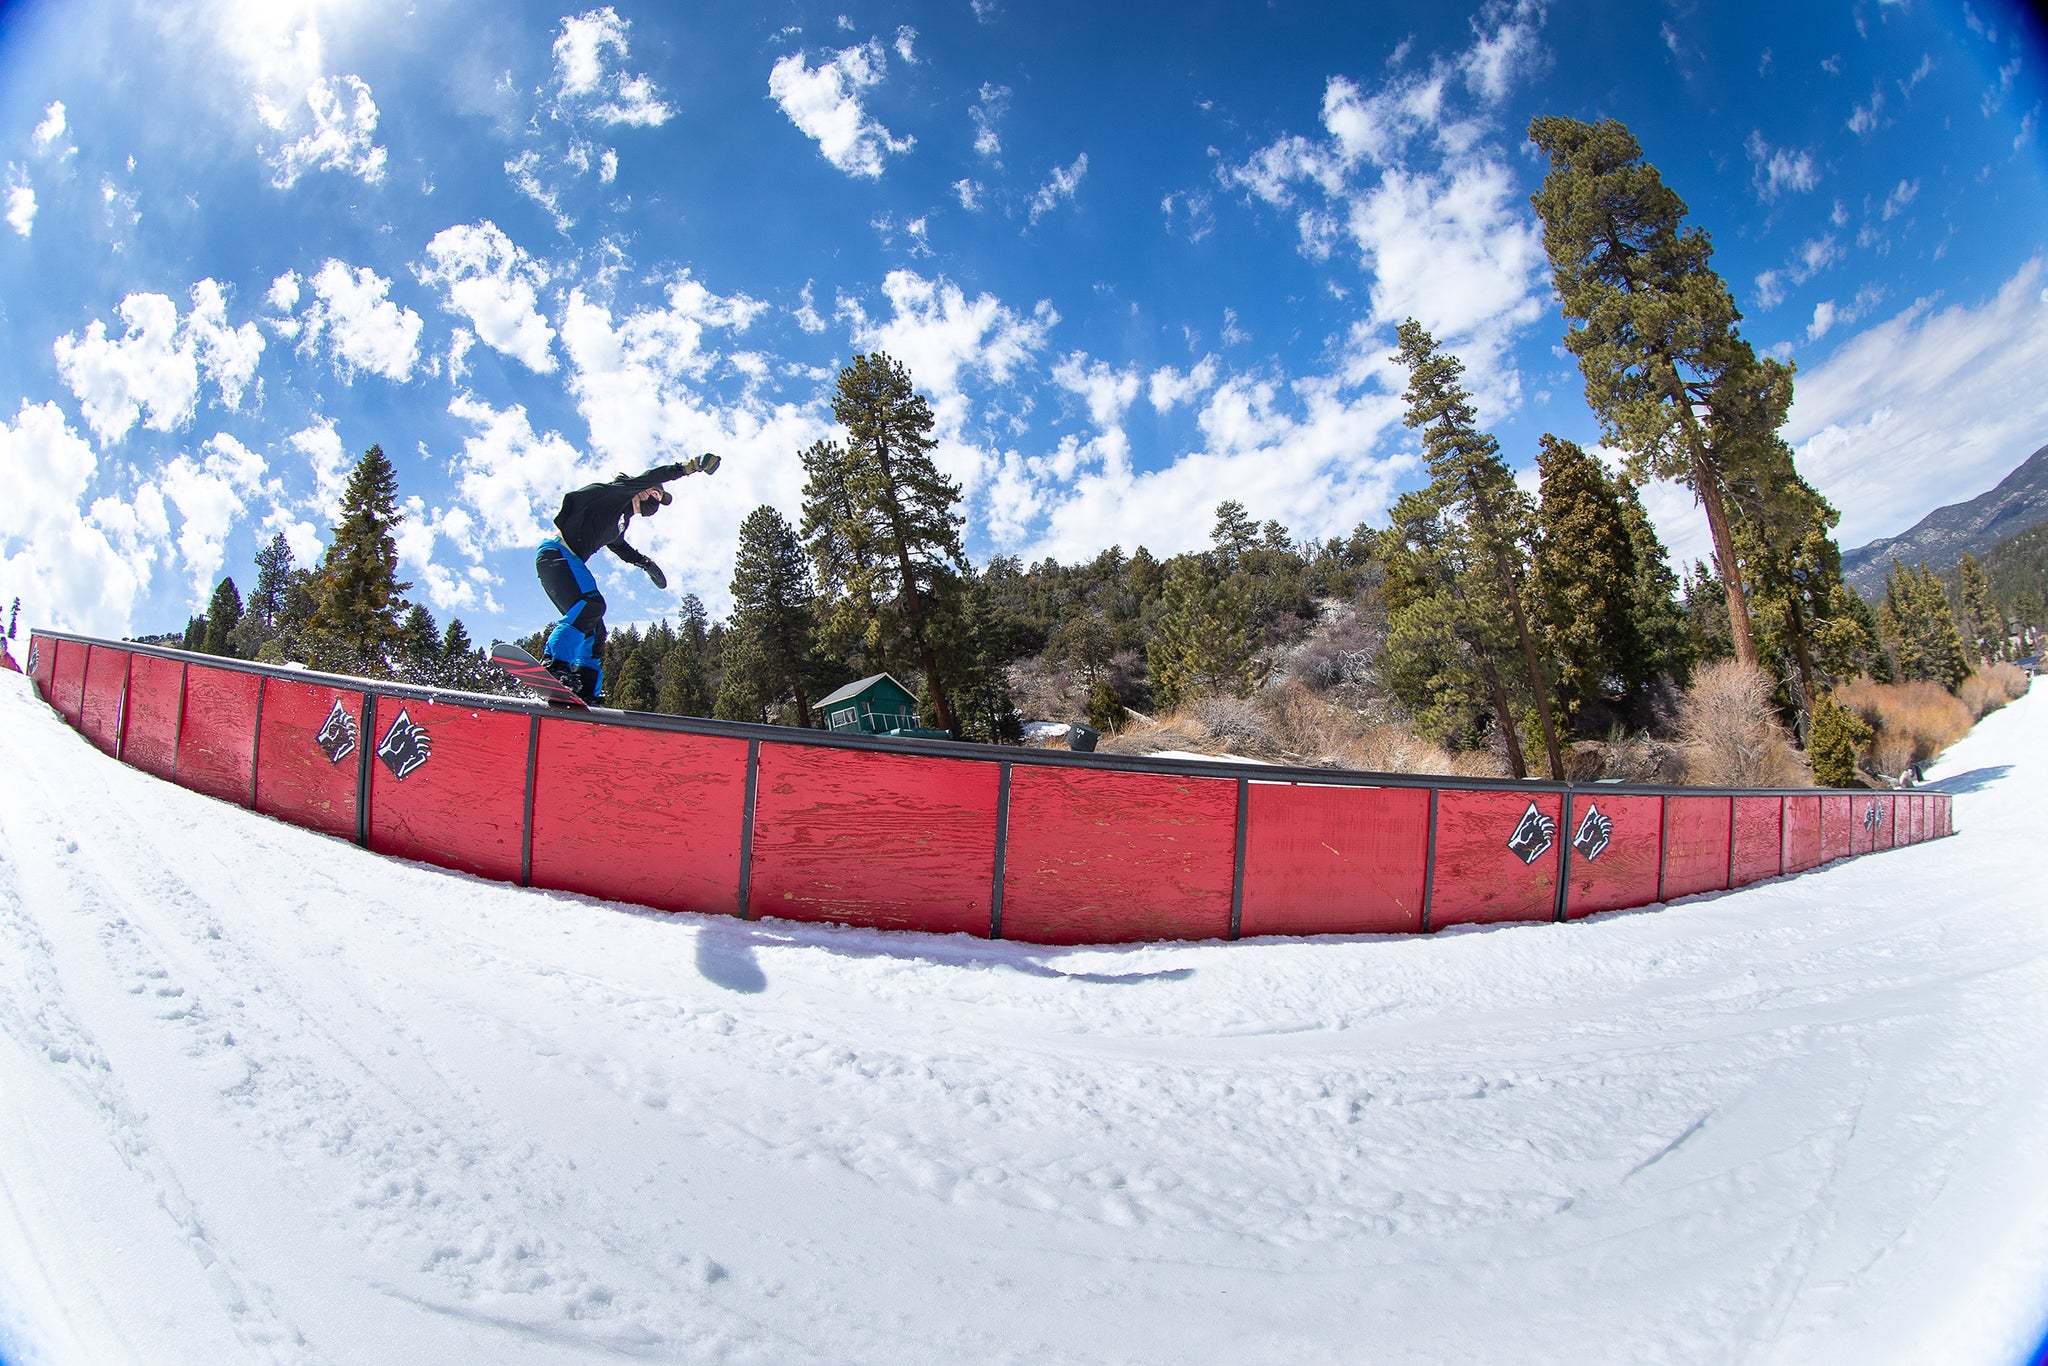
[1097, 682, 1509, 777]
[1834, 675, 1971, 776]
[1675, 660, 1811, 787]
[1956, 662, 2030, 718]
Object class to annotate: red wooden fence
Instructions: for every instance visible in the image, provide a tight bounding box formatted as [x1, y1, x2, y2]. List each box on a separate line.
[22, 631, 1959, 945]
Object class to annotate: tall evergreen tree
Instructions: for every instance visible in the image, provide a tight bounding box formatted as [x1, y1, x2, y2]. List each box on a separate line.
[182, 614, 208, 651]
[1957, 553, 2000, 663]
[1532, 436, 1643, 729]
[201, 577, 243, 657]
[729, 505, 822, 727]
[440, 618, 489, 691]
[1617, 478, 1690, 692]
[1807, 691, 1872, 789]
[800, 352, 968, 731]
[713, 626, 771, 723]
[1529, 116, 1799, 672]
[395, 602, 441, 684]
[309, 445, 409, 677]
[1146, 555, 1253, 711]
[658, 637, 713, 716]
[1390, 320, 1563, 779]
[231, 532, 296, 658]
[613, 646, 656, 712]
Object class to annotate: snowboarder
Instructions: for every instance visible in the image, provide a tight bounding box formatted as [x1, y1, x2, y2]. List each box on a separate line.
[536, 455, 720, 702]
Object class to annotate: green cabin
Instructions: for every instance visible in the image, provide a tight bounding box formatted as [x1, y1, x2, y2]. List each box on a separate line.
[817, 672, 950, 739]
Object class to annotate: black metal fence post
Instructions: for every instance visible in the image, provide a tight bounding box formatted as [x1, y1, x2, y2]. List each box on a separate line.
[989, 762, 1012, 940]
[736, 738, 760, 919]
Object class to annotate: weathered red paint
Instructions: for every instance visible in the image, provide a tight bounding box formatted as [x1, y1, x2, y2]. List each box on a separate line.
[532, 720, 749, 917]
[748, 744, 998, 934]
[1561, 792, 1661, 920]
[1238, 782, 1429, 936]
[1783, 795, 1823, 872]
[999, 766, 1237, 944]
[175, 664, 261, 806]
[79, 645, 129, 755]
[1819, 794, 1854, 863]
[1429, 789, 1564, 927]
[51, 636, 88, 724]
[1878, 794, 1897, 850]
[1662, 795, 1733, 899]
[254, 678, 365, 842]
[1730, 796, 1783, 886]
[366, 699, 529, 883]
[120, 653, 184, 781]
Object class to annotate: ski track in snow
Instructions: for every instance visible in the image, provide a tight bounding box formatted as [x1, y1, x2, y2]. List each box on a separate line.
[2, 670, 2047, 1364]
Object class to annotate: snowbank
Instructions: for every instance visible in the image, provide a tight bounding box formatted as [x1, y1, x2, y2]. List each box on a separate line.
[2, 666, 2045, 1364]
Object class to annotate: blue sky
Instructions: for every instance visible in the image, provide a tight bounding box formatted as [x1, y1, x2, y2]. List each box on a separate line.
[1, 0, 2044, 641]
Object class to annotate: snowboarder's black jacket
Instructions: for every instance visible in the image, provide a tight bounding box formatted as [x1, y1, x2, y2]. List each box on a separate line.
[552, 462, 689, 566]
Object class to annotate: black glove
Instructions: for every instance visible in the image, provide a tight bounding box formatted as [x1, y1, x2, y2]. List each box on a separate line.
[645, 563, 667, 590]
[691, 452, 721, 475]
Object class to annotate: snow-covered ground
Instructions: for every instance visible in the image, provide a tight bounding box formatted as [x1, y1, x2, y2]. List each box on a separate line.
[2, 666, 2046, 1366]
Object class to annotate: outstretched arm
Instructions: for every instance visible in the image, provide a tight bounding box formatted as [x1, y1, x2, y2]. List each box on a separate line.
[611, 538, 667, 589]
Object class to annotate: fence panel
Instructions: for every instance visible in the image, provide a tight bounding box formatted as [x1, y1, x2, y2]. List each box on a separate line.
[1663, 796, 1733, 900]
[1879, 794, 1898, 849]
[255, 678, 366, 842]
[1784, 795, 1823, 872]
[1901, 794, 1918, 845]
[1730, 797, 1784, 887]
[748, 745, 998, 935]
[531, 720, 749, 916]
[1430, 790, 1565, 927]
[1939, 795, 1952, 837]
[28, 633, 57, 701]
[1562, 793, 1661, 920]
[1238, 782, 1429, 936]
[1820, 794, 1854, 863]
[120, 653, 184, 781]
[174, 664, 261, 806]
[999, 767, 1237, 944]
[51, 636, 87, 724]
[365, 699, 529, 883]
[79, 645, 129, 755]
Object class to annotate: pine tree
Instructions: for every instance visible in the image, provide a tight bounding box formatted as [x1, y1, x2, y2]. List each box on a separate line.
[1532, 436, 1642, 729]
[614, 646, 656, 712]
[729, 505, 822, 727]
[201, 577, 243, 657]
[713, 626, 770, 723]
[937, 569, 1024, 743]
[395, 603, 441, 684]
[182, 614, 207, 651]
[1957, 554, 2000, 663]
[1617, 479, 1690, 693]
[1529, 116, 1800, 673]
[1807, 691, 1872, 788]
[1146, 555, 1253, 711]
[309, 445, 410, 678]
[440, 618, 488, 691]
[232, 532, 296, 658]
[1877, 561, 1971, 689]
[658, 637, 713, 716]
[801, 352, 968, 731]
[1388, 320, 1562, 779]
[1087, 677, 1128, 733]
[1211, 500, 1258, 569]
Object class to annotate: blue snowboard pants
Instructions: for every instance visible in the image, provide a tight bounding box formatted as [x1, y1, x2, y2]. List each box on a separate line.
[536, 537, 605, 695]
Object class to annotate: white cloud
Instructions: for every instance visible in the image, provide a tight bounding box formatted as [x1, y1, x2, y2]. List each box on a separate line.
[1221, 26, 1550, 410]
[0, 401, 157, 633]
[552, 7, 673, 127]
[158, 433, 269, 595]
[32, 101, 68, 153]
[1849, 87, 1884, 135]
[1459, 0, 1547, 102]
[504, 149, 571, 232]
[971, 82, 1009, 159]
[1807, 300, 1839, 341]
[1790, 257, 2048, 547]
[5, 181, 33, 237]
[52, 282, 265, 445]
[1881, 178, 1920, 220]
[954, 177, 983, 211]
[843, 269, 1055, 401]
[768, 38, 913, 178]
[1028, 153, 1089, 224]
[289, 417, 350, 520]
[299, 260, 423, 382]
[894, 25, 918, 63]
[416, 221, 557, 373]
[263, 74, 386, 189]
[446, 393, 587, 550]
[1744, 131, 1819, 199]
[793, 281, 827, 334]
[599, 148, 619, 183]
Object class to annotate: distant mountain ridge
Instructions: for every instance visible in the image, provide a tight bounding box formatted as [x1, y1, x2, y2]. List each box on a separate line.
[1841, 441, 2048, 598]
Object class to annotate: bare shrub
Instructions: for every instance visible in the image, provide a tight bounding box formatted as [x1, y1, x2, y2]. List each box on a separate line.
[1957, 662, 2029, 718]
[1097, 712, 1218, 757]
[1190, 695, 1280, 756]
[1676, 660, 1810, 787]
[1833, 675, 1971, 775]
[1007, 655, 1085, 724]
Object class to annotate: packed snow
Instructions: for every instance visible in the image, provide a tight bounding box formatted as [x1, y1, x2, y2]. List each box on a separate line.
[2, 665, 2046, 1365]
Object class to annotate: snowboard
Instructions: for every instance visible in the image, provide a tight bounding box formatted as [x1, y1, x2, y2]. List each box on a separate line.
[490, 642, 589, 708]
